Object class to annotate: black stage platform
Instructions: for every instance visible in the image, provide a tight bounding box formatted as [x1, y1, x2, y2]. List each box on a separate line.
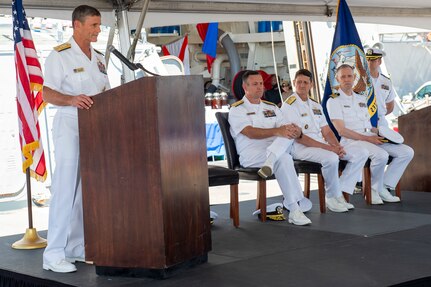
[1, 190, 431, 287]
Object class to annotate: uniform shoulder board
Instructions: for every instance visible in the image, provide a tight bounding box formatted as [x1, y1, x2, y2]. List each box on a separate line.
[231, 100, 244, 107]
[284, 95, 296, 105]
[94, 49, 104, 56]
[262, 100, 277, 106]
[330, 92, 340, 98]
[381, 73, 390, 80]
[54, 43, 71, 52]
[308, 97, 318, 103]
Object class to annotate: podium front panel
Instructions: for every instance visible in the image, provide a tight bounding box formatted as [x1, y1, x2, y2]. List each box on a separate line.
[78, 76, 211, 269]
[398, 107, 430, 191]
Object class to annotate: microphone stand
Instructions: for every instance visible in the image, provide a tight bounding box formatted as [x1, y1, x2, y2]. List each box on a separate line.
[108, 45, 160, 77]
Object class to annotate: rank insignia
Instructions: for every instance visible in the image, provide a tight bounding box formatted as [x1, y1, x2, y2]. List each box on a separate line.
[381, 84, 389, 90]
[73, 67, 84, 73]
[54, 42, 71, 52]
[263, 109, 276, 118]
[359, 102, 366, 108]
[301, 113, 308, 117]
[231, 100, 244, 107]
[285, 96, 296, 105]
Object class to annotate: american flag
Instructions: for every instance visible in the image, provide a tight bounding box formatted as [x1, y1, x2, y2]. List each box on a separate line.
[12, 0, 47, 181]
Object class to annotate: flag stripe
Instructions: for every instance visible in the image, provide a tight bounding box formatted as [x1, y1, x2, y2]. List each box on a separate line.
[13, 0, 47, 181]
[178, 35, 188, 61]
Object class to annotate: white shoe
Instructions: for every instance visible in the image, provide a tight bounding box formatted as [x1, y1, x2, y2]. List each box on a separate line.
[257, 165, 272, 179]
[379, 188, 401, 203]
[326, 197, 348, 213]
[283, 198, 312, 213]
[371, 189, 384, 205]
[298, 197, 312, 213]
[337, 195, 354, 210]
[288, 209, 311, 226]
[65, 256, 86, 263]
[43, 259, 77, 273]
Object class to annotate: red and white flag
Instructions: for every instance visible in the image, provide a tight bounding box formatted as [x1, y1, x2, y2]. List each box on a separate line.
[12, 0, 47, 182]
[162, 35, 190, 75]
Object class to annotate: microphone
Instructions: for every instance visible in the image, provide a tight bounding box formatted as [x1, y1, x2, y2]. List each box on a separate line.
[107, 45, 137, 71]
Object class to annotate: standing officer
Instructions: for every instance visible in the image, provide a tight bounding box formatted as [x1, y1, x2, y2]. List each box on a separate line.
[326, 64, 394, 204]
[281, 69, 368, 212]
[366, 48, 414, 200]
[229, 70, 312, 225]
[42, 5, 110, 273]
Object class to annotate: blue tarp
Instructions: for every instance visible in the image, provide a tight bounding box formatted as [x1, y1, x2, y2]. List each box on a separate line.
[206, 123, 225, 157]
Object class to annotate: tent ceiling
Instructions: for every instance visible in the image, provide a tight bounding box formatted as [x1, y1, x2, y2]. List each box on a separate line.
[1, 0, 431, 28]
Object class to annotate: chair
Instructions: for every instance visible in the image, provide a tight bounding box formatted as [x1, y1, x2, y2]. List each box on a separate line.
[160, 55, 185, 75]
[208, 165, 240, 227]
[294, 160, 326, 213]
[363, 156, 401, 204]
[216, 112, 327, 221]
[340, 157, 401, 205]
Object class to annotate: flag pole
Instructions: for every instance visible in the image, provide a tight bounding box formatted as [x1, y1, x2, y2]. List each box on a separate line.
[12, 168, 47, 249]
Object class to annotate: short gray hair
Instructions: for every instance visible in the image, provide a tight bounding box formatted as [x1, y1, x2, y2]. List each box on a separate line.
[72, 5, 101, 27]
[335, 64, 354, 76]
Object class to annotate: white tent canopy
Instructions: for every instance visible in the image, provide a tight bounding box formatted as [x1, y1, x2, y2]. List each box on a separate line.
[1, 0, 431, 29]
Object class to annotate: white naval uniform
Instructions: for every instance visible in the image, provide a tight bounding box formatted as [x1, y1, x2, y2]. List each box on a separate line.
[281, 93, 368, 196]
[43, 37, 110, 264]
[372, 73, 414, 189]
[326, 90, 388, 192]
[228, 96, 305, 207]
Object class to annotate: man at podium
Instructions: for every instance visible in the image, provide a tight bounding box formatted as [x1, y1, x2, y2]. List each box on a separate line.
[42, 5, 110, 273]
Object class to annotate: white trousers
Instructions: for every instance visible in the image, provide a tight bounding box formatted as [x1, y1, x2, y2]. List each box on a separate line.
[241, 137, 304, 206]
[379, 143, 414, 189]
[43, 112, 85, 264]
[342, 139, 389, 192]
[292, 141, 368, 197]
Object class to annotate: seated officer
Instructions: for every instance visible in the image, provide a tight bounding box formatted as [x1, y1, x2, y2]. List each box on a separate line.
[229, 70, 311, 225]
[366, 48, 414, 202]
[281, 69, 368, 212]
[327, 64, 395, 204]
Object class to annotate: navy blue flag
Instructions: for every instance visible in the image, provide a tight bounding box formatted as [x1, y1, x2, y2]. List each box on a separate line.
[322, 0, 378, 136]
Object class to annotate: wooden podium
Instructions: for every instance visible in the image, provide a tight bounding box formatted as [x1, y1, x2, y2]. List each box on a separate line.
[78, 76, 211, 277]
[398, 106, 430, 191]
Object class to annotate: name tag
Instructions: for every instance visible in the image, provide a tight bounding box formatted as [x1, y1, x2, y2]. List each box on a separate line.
[247, 112, 256, 115]
[73, 67, 85, 73]
[301, 113, 308, 117]
[343, 105, 351, 108]
[312, 109, 322, 115]
[358, 103, 367, 108]
[263, 110, 276, 118]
